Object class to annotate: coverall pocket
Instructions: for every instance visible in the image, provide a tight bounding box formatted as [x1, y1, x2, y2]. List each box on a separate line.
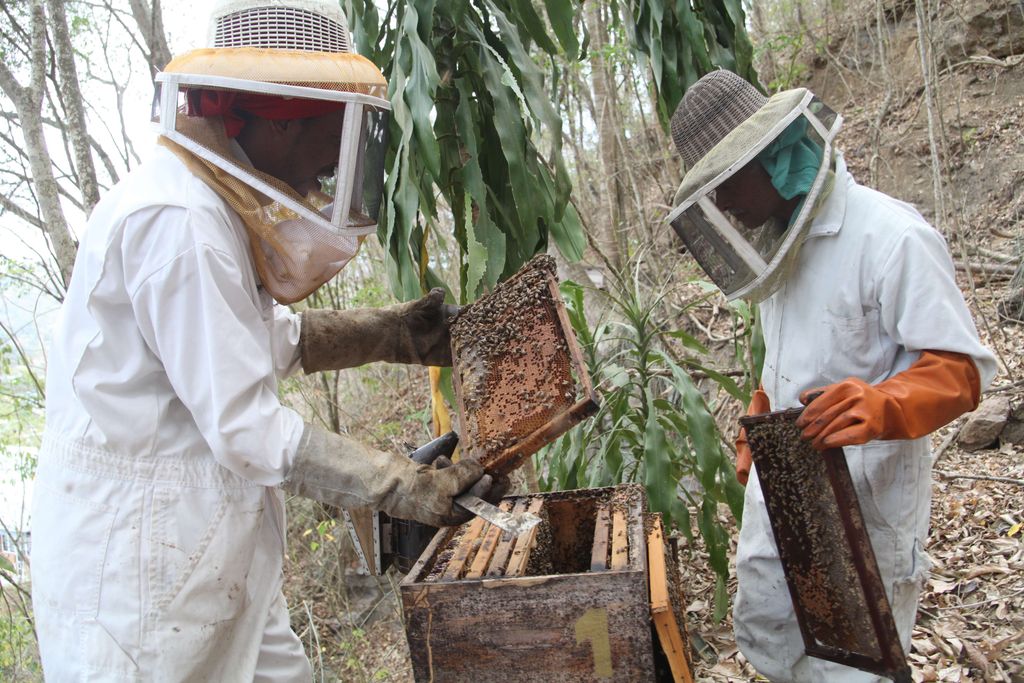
[148, 486, 263, 625]
[30, 481, 117, 616]
[819, 309, 886, 383]
[849, 443, 905, 534]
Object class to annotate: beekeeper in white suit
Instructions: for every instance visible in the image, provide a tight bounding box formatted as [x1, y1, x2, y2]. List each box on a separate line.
[666, 70, 997, 681]
[31, 1, 498, 680]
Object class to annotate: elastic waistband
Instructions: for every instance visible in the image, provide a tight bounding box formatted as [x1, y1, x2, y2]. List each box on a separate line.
[39, 431, 262, 489]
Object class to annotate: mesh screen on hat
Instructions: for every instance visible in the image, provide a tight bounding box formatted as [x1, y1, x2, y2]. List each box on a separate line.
[159, 111, 374, 304]
[210, 0, 351, 52]
[667, 94, 842, 302]
[671, 70, 767, 169]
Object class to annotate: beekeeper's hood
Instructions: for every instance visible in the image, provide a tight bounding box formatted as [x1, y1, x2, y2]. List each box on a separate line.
[666, 70, 842, 303]
[154, 0, 390, 304]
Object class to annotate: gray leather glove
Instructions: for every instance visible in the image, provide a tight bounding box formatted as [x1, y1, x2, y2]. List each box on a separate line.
[283, 424, 485, 527]
[300, 288, 459, 372]
[434, 455, 511, 505]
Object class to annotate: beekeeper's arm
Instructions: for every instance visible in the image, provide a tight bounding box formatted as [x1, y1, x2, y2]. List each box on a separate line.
[300, 288, 458, 372]
[129, 208, 482, 526]
[797, 223, 997, 450]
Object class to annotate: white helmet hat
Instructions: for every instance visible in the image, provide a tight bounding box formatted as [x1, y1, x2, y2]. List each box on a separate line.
[666, 71, 842, 303]
[152, 0, 391, 303]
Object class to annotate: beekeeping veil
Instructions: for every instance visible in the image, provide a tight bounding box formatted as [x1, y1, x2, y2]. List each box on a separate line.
[154, 0, 390, 304]
[666, 70, 842, 303]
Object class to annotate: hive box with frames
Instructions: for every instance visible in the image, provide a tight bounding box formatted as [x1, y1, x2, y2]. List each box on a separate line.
[397, 257, 694, 682]
[400, 485, 695, 683]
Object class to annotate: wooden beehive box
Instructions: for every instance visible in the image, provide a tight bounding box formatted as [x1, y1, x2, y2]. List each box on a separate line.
[399, 484, 667, 682]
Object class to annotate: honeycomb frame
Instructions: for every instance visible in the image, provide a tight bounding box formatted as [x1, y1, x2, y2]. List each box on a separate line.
[740, 408, 912, 683]
[449, 255, 599, 476]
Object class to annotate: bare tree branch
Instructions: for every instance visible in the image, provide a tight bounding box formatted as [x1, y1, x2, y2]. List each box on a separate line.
[0, 0, 77, 287]
[46, 0, 100, 209]
[0, 192, 44, 228]
[128, 0, 172, 76]
[0, 109, 121, 184]
[0, 316, 45, 403]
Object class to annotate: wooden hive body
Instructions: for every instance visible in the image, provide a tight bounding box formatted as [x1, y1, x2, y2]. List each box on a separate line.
[399, 484, 658, 682]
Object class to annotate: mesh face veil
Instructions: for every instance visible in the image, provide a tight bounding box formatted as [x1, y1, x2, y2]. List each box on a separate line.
[152, 0, 391, 304]
[667, 73, 842, 303]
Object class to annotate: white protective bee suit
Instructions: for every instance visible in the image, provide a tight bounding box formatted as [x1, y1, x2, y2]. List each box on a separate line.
[32, 142, 312, 681]
[31, 2, 496, 679]
[732, 155, 997, 682]
[666, 70, 997, 682]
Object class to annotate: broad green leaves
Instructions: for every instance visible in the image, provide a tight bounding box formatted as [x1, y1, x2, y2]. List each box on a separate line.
[348, 0, 586, 304]
[629, 0, 759, 129]
[347, 0, 757, 301]
[538, 278, 743, 619]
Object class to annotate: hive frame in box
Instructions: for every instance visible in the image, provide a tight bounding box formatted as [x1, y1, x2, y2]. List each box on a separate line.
[449, 256, 600, 477]
[739, 408, 912, 683]
[399, 485, 657, 682]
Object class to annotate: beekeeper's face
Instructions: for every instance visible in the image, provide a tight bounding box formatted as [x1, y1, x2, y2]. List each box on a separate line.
[268, 110, 346, 197]
[712, 160, 797, 231]
[236, 108, 346, 198]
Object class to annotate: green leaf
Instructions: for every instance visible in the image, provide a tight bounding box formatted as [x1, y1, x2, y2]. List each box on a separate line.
[0, 554, 14, 573]
[438, 366, 457, 410]
[454, 78, 507, 296]
[399, 4, 441, 181]
[666, 360, 724, 491]
[599, 432, 624, 486]
[723, 469, 745, 525]
[462, 193, 489, 300]
[664, 328, 709, 355]
[697, 498, 728, 578]
[674, 500, 693, 540]
[548, 200, 586, 262]
[642, 390, 676, 517]
[507, 0, 559, 55]
[751, 305, 766, 382]
[676, 358, 745, 402]
[713, 575, 729, 622]
[543, 0, 579, 59]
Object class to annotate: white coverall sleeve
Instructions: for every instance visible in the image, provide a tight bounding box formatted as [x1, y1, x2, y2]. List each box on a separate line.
[271, 304, 303, 380]
[875, 222, 998, 388]
[127, 213, 304, 486]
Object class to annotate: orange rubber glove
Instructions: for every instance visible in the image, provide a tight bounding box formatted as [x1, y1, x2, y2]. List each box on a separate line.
[796, 350, 981, 451]
[735, 387, 771, 485]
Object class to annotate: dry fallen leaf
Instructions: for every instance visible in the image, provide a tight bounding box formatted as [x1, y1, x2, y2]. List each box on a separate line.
[962, 639, 991, 679]
[963, 565, 1011, 580]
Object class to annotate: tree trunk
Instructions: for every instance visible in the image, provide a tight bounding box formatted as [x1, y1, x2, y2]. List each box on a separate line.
[47, 0, 101, 212]
[587, 0, 627, 271]
[0, 0, 77, 287]
[129, 0, 173, 75]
